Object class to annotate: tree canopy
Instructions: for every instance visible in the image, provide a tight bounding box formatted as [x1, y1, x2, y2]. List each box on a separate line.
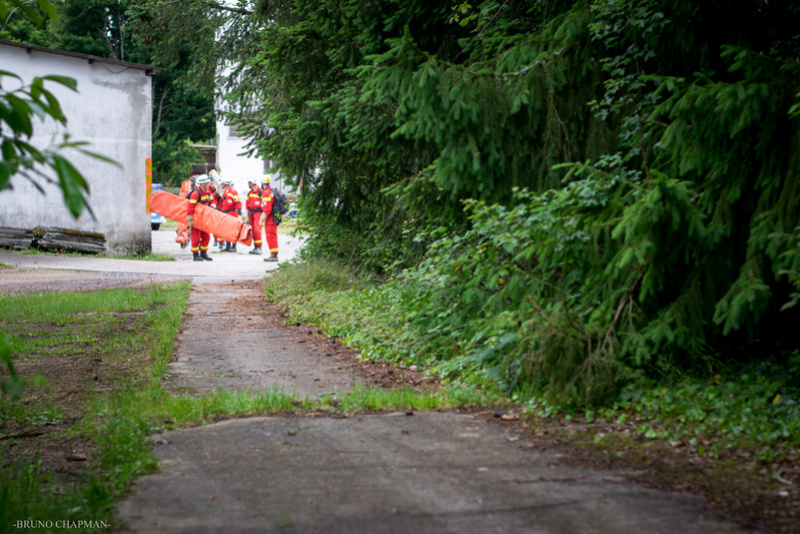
[1, 0, 216, 186]
[72, 0, 800, 401]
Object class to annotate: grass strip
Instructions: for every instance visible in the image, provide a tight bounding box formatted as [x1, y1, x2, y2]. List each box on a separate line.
[264, 258, 800, 465]
[1, 283, 191, 532]
[10, 249, 174, 261]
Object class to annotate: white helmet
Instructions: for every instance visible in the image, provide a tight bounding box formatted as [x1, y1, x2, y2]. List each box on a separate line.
[195, 174, 211, 184]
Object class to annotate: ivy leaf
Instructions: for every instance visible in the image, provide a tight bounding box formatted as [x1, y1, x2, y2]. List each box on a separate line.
[52, 155, 90, 218]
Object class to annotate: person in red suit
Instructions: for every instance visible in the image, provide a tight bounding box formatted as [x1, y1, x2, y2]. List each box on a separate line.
[245, 179, 264, 255]
[260, 176, 279, 262]
[187, 174, 214, 262]
[208, 183, 224, 251]
[175, 174, 196, 249]
[219, 179, 242, 252]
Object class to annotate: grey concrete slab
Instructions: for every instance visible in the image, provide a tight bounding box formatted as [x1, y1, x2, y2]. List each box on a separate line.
[166, 281, 359, 396]
[117, 413, 749, 534]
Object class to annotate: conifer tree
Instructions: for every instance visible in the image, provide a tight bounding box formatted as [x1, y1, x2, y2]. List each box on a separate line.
[132, 0, 800, 402]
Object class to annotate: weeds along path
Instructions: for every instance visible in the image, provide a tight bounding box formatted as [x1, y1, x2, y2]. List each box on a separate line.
[117, 280, 755, 534]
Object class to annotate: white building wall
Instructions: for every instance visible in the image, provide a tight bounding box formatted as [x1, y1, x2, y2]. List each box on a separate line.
[0, 43, 154, 254]
[215, 119, 296, 197]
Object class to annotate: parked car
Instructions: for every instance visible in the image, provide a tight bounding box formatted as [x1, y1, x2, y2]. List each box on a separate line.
[151, 183, 165, 230]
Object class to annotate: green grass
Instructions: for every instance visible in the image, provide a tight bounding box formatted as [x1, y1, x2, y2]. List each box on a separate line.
[264, 258, 800, 465]
[15, 248, 85, 257]
[0, 262, 11, 270]
[104, 252, 175, 261]
[0, 459, 114, 532]
[0, 282, 191, 531]
[0, 402, 66, 430]
[0, 286, 172, 322]
[327, 383, 502, 413]
[8, 248, 174, 261]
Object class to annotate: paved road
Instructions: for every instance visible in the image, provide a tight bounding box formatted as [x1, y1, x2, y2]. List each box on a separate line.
[117, 413, 751, 534]
[0, 226, 305, 285]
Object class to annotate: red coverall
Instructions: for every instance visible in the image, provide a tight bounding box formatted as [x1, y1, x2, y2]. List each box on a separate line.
[219, 186, 241, 218]
[245, 185, 263, 248]
[261, 185, 279, 255]
[175, 179, 193, 246]
[208, 185, 222, 245]
[187, 186, 212, 253]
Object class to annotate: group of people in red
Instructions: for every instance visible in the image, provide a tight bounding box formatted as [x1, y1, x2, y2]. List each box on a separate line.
[182, 172, 280, 263]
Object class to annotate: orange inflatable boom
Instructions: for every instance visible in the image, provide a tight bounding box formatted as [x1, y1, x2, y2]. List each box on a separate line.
[150, 190, 252, 246]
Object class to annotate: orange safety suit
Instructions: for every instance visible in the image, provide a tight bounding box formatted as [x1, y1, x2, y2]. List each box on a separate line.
[261, 184, 279, 255]
[245, 185, 263, 248]
[208, 185, 222, 245]
[219, 186, 242, 217]
[187, 185, 213, 253]
[175, 179, 193, 246]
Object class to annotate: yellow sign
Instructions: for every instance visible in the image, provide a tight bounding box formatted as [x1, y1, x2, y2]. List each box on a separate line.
[146, 158, 152, 213]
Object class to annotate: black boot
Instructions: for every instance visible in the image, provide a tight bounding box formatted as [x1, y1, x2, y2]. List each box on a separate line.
[263, 253, 279, 263]
[193, 253, 203, 261]
[230, 243, 237, 253]
[249, 246, 262, 255]
[218, 241, 225, 251]
[200, 251, 213, 261]
[224, 242, 232, 252]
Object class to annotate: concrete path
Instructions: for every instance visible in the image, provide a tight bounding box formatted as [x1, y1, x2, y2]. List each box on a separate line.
[166, 280, 360, 396]
[118, 414, 748, 533]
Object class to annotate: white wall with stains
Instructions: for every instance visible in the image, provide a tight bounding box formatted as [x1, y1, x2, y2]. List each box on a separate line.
[0, 41, 156, 254]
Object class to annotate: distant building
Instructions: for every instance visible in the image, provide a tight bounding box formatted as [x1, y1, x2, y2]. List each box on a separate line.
[216, 114, 297, 198]
[190, 144, 218, 176]
[0, 39, 161, 254]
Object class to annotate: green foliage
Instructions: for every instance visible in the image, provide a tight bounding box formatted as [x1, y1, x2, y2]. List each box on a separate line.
[151, 134, 201, 186]
[266, 258, 800, 462]
[0, 0, 56, 31]
[0, 332, 26, 398]
[2, 0, 216, 186]
[585, 356, 800, 463]
[143, 0, 800, 404]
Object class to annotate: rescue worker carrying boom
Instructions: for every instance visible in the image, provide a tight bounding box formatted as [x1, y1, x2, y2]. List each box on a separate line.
[219, 179, 242, 252]
[261, 176, 279, 262]
[245, 179, 264, 255]
[187, 174, 214, 261]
